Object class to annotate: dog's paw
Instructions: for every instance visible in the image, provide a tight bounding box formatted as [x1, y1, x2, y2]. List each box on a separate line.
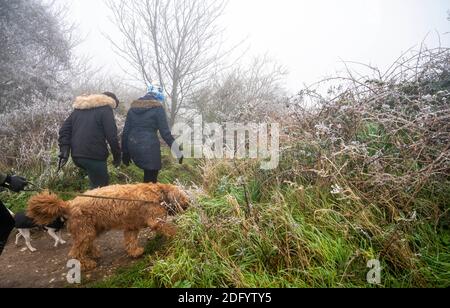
[81, 259, 97, 271]
[60, 240, 67, 245]
[29, 248, 37, 253]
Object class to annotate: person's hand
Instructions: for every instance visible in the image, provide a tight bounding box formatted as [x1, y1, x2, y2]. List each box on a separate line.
[58, 157, 69, 171]
[113, 157, 122, 168]
[58, 146, 70, 172]
[5, 175, 28, 192]
[122, 153, 131, 167]
[113, 159, 122, 168]
[172, 143, 183, 165]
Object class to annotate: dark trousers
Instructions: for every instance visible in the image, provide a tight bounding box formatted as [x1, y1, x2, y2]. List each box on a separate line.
[73, 158, 109, 189]
[0, 201, 15, 256]
[144, 170, 159, 184]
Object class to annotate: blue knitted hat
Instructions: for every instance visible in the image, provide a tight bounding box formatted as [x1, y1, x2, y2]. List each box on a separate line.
[147, 84, 165, 102]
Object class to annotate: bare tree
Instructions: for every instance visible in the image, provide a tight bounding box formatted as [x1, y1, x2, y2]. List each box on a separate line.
[192, 56, 288, 123]
[105, 0, 234, 126]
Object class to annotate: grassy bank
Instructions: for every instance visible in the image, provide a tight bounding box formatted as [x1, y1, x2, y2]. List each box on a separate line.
[90, 157, 449, 288]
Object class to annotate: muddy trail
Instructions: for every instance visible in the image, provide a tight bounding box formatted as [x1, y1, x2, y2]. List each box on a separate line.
[0, 228, 156, 288]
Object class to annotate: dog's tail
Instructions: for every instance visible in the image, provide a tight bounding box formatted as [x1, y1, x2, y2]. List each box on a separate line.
[27, 191, 70, 225]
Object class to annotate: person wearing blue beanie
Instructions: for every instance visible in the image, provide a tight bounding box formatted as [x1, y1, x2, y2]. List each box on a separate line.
[121, 84, 183, 183]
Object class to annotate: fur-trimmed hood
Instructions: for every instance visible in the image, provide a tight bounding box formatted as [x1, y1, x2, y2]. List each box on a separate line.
[130, 100, 163, 109]
[73, 94, 117, 110]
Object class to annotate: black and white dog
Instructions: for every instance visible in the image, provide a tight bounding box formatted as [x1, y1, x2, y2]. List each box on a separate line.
[8, 209, 66, 252]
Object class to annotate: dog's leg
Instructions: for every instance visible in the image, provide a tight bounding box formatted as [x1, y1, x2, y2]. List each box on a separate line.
[15, 231, 23, 246]
[57, 230, 67, 245]
[123, 230, 144, 258]
[21, 229, 37, 252]
[146, 218, 164, 231]
[68, 228, 97, 271]
[147, 218, 177, 237]
[160, 223, 178, 237]
[88, 243, 101, 259]
[47, 228, 60, 247]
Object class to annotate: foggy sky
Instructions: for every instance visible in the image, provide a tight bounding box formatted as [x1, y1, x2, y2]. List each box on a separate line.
[65, 0, 450, 92]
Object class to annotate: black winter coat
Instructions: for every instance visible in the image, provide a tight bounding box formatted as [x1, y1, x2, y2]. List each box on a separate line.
[122, 99, 179, 171]
[59, 94, 121, 162]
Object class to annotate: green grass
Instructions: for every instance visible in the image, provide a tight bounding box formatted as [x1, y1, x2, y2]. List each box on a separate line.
[89, 174, 450, 288]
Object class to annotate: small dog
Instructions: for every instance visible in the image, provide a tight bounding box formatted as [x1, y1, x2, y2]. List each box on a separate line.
[8, 209, 66, 252]
[27, 183, 189, 270]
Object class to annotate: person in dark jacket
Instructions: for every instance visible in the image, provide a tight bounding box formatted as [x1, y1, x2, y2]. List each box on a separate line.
[122, 86, 183, 183]
[0, 172, 28, 256]
[58, 92, 122, 189]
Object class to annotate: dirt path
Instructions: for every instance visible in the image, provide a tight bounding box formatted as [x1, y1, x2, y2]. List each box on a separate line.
[0, 229, 155, 288]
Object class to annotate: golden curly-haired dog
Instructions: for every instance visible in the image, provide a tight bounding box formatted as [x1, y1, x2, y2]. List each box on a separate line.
[26, 183, 189, 270]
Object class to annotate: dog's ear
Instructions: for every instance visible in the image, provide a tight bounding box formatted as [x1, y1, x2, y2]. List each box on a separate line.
[158, 184, 189, 213]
